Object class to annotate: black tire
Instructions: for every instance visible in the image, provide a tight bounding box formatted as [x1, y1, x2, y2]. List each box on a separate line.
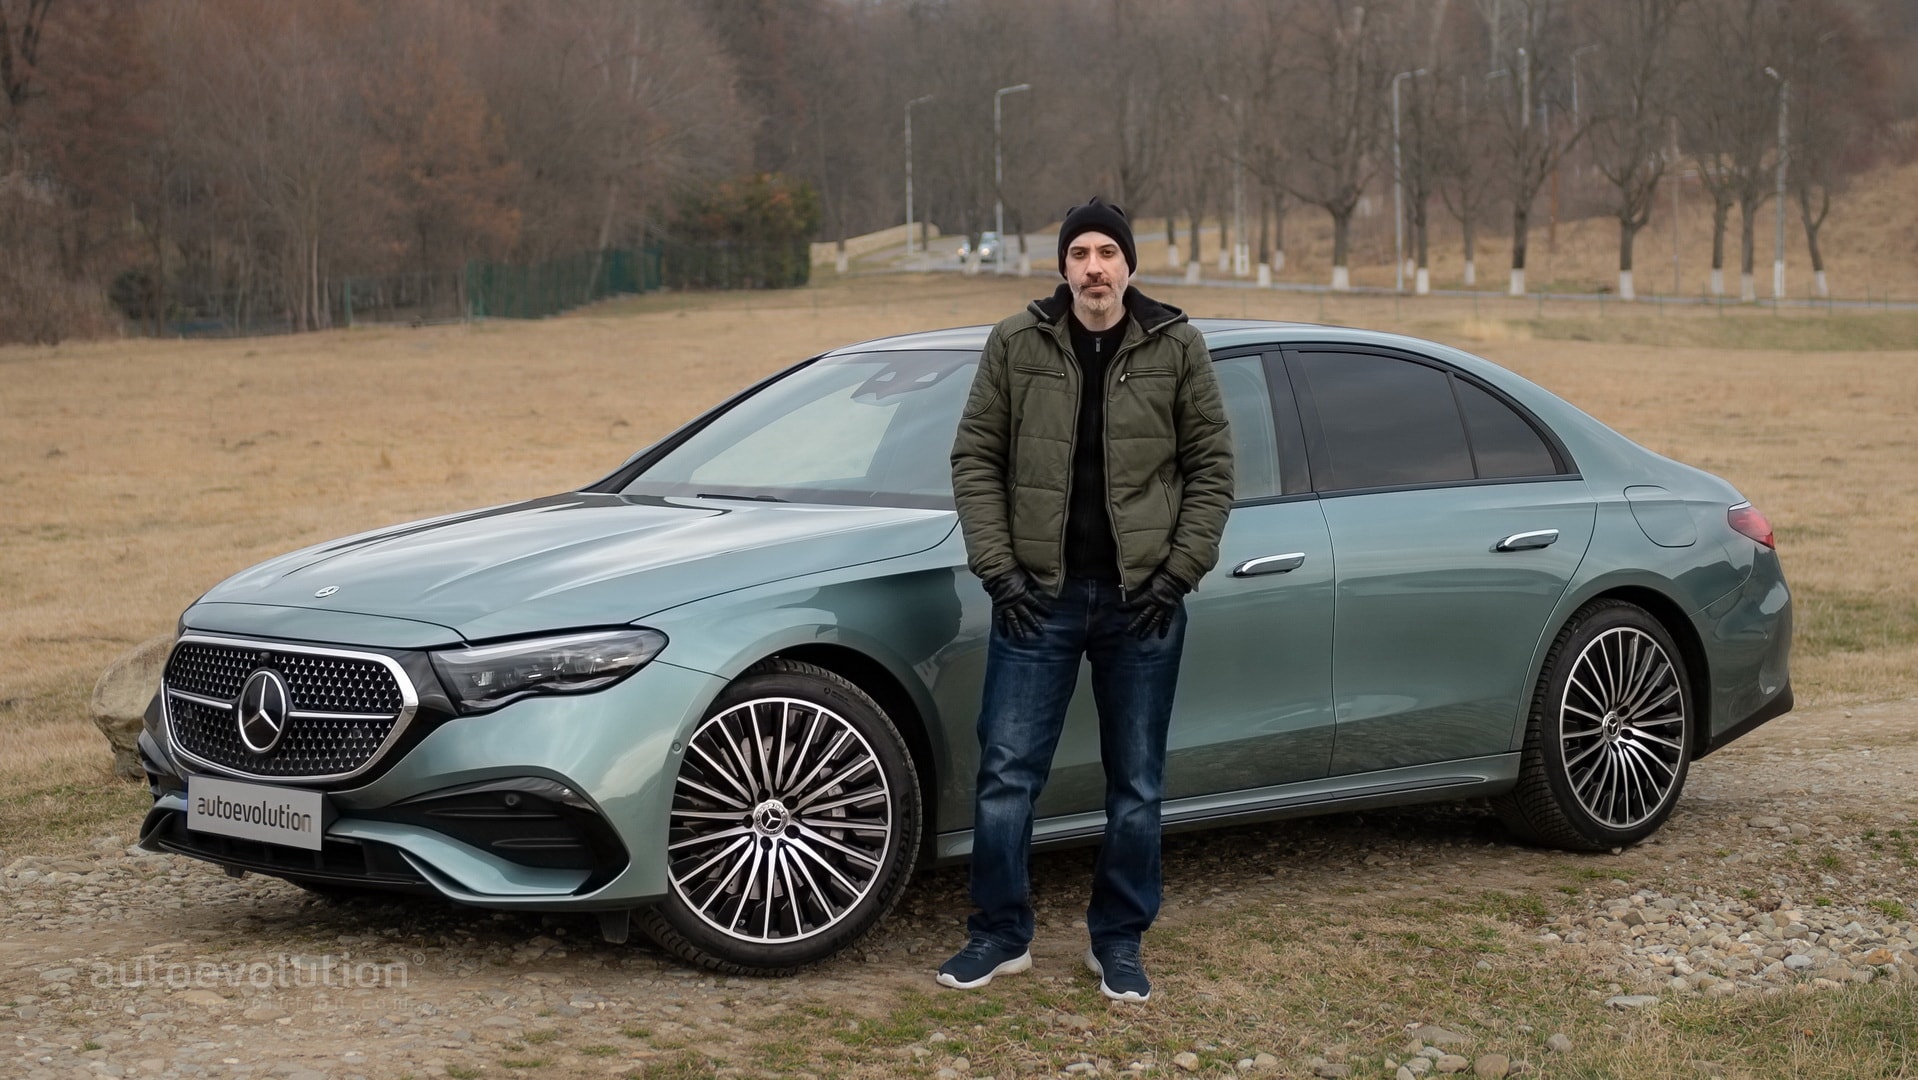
[638, 658, 922, 975]
[1493, 599, 1693, 851]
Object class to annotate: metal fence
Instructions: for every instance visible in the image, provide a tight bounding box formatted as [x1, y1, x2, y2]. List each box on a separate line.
[463, 247, 662, 320]
[660, 237, 811, 291]
[154, 269, 467, 337]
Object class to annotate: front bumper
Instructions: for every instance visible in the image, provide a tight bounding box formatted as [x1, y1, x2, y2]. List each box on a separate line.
[140, 657, 727, 910]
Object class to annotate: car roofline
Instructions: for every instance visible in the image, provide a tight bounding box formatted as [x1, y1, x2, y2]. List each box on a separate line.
[818, 319, 1466, 357]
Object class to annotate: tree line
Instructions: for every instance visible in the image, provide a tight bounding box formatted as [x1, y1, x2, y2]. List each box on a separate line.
[0, 0, 1911, 343]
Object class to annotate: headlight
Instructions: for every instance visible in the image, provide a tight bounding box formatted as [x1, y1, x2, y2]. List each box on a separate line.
[430, 629, 667, 714]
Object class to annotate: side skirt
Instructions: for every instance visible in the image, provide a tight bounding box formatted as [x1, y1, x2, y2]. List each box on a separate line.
[932, 753, 1522, 863]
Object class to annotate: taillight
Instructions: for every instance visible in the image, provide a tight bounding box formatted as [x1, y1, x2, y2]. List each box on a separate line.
[1728, 502, 1774, 549]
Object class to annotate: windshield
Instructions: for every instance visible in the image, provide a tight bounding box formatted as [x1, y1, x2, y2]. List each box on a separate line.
[622, 350, 978, 509]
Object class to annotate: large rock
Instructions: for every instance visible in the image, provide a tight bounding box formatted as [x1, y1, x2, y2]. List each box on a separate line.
[92, 632, 175, 780]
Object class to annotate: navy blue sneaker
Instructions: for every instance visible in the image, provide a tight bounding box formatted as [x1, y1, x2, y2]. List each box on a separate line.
[935, 936, 1031, 989]
[1085, 943, 1151, 1002]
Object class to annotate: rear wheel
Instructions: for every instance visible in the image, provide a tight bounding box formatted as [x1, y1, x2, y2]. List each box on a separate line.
[639, 658, 921, 974]
[1494, 600, 1693, 851]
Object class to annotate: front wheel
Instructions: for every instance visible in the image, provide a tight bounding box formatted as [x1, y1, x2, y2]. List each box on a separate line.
[638, 659, 922, 974]
[1494, 600, 1693, 851]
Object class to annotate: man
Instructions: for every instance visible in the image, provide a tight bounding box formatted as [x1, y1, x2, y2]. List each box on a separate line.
[941, 197, 1234, 1002]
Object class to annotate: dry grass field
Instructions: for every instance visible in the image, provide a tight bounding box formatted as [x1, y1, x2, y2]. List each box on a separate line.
[2, 271, 1915, 838]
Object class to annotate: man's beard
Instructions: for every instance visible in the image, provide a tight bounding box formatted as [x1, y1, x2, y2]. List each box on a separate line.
[1075, 282, 1118, 313]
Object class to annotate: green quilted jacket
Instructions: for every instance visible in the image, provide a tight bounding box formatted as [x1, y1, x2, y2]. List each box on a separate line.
[950, 283, 1234, 596]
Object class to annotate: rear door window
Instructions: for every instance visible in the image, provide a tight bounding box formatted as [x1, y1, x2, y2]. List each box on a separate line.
[1292, 351, 1474, 491]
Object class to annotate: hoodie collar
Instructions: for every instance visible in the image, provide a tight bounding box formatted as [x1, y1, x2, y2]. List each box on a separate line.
[1027, 283, 1186, 338]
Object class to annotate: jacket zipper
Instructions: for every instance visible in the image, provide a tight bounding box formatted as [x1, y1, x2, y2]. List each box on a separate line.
[1038, 318, 1084, 600]
[1038, 309, 1176, 602]
[1104, 333, 1154, 601]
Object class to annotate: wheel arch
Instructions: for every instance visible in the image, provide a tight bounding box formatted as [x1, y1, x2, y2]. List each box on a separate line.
[764, 642, 944, 846]
[1582, 584, 1713, 756]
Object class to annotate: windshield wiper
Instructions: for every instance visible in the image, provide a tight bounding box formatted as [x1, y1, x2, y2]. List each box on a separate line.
[693, 492, 788, 503]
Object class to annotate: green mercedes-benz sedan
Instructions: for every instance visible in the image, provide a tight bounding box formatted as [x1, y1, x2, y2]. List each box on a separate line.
[137, 321, 1792, 973]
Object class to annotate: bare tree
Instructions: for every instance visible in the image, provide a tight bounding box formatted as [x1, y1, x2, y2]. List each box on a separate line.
[1780, 0, 1890, 298]
[893, 0, 1041, 263]
[1434, 67, 1502, 287]
[182, 1, 378, 331]
[4, 0, 1912, 342]
[1170, 149, 1219, 283]
[1107, 0, 1190, 214]
[1278, 0, 1386, 291]
[1230, 0, 1298, 283]
[1584, 0, 1688, 300]
[1676, 0, 1785, 301]
[1483, 0, 1586, 296]
[475, 0, 750, 262]
[362, 37, 520, 288]
[1388, 0, 1456, 294]
[0, 0, 54, 171]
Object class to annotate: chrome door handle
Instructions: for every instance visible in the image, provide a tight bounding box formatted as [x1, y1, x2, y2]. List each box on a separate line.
[1494, 529, 1560, 552]
[1233, 552, 1306, 576]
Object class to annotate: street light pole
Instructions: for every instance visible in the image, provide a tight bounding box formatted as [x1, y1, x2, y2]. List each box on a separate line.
[1519, 47, 1529, 130]
[1765, 67, 1788, 299]
[1392, 69, 1426, 294]
[1219, 94, 1248, 276]
[904, 95, 933, 258]
[1571, 44, 1597, 181]
[994, 83, 1031, 276]
[1511, 46, 1531, 297]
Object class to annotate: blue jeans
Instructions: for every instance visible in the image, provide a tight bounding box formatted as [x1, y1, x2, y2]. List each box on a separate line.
[966, 576, 1187, 951]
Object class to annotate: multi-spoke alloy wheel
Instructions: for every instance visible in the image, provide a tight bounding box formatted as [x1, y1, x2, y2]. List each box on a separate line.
[1560, 627, 1686, 830]
[1494, 600, 1693, 851]
[670, 696, 892, 942]
[640, 659, 920, 974]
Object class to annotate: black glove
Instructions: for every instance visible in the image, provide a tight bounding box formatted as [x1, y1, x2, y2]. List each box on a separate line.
[984, 569, 1052, 641]
[1121, 569, 1189, 640]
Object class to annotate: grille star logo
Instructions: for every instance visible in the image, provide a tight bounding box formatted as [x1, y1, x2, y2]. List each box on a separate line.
[236, 669, 291, 754]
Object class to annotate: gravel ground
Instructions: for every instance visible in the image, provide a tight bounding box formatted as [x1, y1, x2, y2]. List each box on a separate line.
[4, 699, 1915, 1079]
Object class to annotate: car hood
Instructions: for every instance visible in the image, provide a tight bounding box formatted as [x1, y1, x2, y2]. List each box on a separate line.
[196, 492, 956, 642]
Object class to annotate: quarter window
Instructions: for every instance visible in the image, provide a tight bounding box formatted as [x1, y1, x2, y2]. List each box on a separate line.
[1295, 351, 1473, 491]
[1455, 378, 1559, 478]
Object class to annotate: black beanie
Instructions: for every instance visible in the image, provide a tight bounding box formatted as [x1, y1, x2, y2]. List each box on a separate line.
[1057, 196, 1137, 277]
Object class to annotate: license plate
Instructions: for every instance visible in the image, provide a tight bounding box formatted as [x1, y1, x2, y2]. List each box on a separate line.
[187, 776, 330, 851]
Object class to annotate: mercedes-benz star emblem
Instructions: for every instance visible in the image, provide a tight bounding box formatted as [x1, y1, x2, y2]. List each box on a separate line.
[313, 585, 339, 598]
[236, 669, 291, 754]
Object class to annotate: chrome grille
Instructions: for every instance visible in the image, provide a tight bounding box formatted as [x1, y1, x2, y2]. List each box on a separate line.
[164, 641, 255, 700]
[163, 636, 417, 783]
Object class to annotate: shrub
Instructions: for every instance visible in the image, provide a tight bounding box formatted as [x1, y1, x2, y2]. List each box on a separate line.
[664, 173, 820, 290]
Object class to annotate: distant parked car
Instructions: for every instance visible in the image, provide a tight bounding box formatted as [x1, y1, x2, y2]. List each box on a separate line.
[956, 231, 1000, 264]
[138, 320, 1792, 975]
